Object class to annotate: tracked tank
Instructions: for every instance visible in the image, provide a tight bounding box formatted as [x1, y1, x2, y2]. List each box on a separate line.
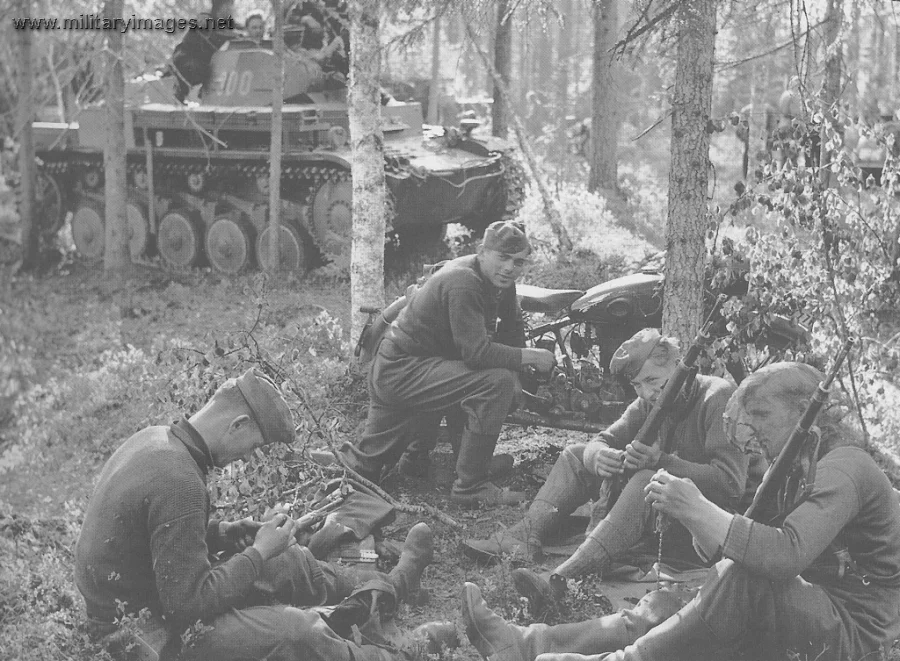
[31, 37, 524, 273]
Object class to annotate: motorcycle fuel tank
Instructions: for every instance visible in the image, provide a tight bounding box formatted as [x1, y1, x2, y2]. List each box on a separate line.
[569, 269, 664, 326]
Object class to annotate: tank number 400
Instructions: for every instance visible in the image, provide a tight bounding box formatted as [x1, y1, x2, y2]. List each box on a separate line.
[211, 70, 254, 96]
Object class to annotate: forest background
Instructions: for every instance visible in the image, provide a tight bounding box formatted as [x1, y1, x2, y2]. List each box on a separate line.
[2, 0, 900, 659]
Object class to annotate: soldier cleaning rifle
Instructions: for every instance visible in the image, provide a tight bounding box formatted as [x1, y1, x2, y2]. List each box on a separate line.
[462, 346, 900, 661]
[463, 322, 748, 618]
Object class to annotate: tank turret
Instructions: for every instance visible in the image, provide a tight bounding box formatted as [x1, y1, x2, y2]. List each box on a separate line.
[30, 32, 523, 274]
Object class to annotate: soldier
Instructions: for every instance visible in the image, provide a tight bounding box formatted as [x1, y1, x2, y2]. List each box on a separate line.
[244, 11, 265, 42]
[463, 329, 748, 616]
[462, 362, 900, 661]
[74, 368, 434, 661]
[339, 221, 557, 507]
[171, 0, 237, 103]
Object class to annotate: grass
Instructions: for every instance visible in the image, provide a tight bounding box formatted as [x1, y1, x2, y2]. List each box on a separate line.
[3, 257, 900, 661]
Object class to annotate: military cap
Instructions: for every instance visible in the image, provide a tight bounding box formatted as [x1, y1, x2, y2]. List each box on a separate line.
[609, 328, 664, 380]
[235, 368, 295, 445]
[483, 221, 531, 254]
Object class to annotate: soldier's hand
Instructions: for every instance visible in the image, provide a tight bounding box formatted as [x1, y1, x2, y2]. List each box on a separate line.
[522, 348, 557, 374]
[624, 439, 662, 472]
[644, 469, 702, 521]
[221, 517, 262, 553]
[583, 441, 626, 478]
[252, 514, 299, 561]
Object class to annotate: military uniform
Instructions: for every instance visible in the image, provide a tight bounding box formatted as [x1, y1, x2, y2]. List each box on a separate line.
[341, 252, 525, 497]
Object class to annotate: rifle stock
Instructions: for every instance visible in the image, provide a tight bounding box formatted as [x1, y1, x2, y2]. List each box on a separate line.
[743, 338, 854, 521]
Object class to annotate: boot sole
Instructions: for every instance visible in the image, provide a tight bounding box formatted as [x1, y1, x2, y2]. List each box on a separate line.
[511, 569, 554, 619]
[460, 540, 504, 564]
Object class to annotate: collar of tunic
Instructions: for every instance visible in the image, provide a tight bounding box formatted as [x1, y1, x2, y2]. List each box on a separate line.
[170, 418, 215, 475]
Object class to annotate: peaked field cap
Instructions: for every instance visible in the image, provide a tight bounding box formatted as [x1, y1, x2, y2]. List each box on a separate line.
[609, 328, 664, 380]
[483, 221, 531, 254]
[235, 368, 295, 445]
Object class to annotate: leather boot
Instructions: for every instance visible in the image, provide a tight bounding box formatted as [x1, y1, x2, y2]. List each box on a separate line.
[462, 499, 562, 562]
[511, 569, 567, 620]
[387, 523, 433, 604]
[461, 582, 529, 661]
[452, 431, 526, 507]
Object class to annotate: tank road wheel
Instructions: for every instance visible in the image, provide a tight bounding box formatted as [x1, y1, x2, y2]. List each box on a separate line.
[157, 209, 203, 268]
[311, 179, 352, 266]
[256, 224, 308, 273]
[206, 216, 253, 274]
[71, 200, 105, 260]
[34, 171, 66, 238]
[126, 199, 150, 259]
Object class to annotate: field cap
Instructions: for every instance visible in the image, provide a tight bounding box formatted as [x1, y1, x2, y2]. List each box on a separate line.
[609, 328, 663, 380]
[483, 221, 531, 254]
[235, 368, 295, 445]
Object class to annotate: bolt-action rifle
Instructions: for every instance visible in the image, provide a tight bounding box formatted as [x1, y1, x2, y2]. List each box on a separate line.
[605, 295, 726, 506]
[743, 337, 854, 522]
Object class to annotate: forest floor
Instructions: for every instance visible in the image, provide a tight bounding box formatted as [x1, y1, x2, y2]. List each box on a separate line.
[0, 260, 620, 661]
[2, 260, 900, 661]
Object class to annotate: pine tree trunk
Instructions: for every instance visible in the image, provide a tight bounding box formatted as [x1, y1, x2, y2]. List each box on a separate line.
[349, 0, 387, 351]
[268, 0, 284, 271]
[662, 0, 716, 348]
[492, 0, 512, 138]
[588, 0, 620, 193]
[16, 0, 38, 271]
[554, 0, 573, 175]
[103, 0, 131, 273]
[427, 14, 441, 125]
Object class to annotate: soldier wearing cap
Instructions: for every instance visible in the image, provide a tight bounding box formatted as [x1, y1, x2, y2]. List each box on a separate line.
[339, 221, 557, 506]
[463, 328, 747, 613]
[74, 368, 435, 661]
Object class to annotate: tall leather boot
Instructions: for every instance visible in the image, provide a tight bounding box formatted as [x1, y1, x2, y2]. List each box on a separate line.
[387, 522, 434, 604]
[463, 583, 684, 661]
[461, 499, 562, 562]
[451, 431, 526, 507]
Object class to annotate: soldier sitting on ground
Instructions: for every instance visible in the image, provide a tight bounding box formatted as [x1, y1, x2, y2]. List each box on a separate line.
[463, 328, 749, 617]
[74, 367, 435, 661]
[462, 362, 900, 661]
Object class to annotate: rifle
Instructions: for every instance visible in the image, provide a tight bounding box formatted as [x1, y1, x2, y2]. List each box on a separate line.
[606, 295, 726, 504]
[743, 337, 854, 522]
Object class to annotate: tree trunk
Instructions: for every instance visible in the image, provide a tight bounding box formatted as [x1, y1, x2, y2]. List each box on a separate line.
[348, 0, 387, 352]
[427, 14, 441, 125]
[662, 0, 716, 348]
[16, 0, 39, 271]
[492, 0, 511, 138]
[554, 0, 573, 176]
[746, 57, 769, 179]
[464, 18, 573, 253]
[846, 0, 860, 115]
[267, 0, 284, 271]
[820, 0, 843, 113]
[588, 0, 620, 193]
[103, 0, 131, 273]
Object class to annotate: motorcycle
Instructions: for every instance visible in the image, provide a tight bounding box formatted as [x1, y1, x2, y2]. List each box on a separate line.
[356, 266, 812, 434]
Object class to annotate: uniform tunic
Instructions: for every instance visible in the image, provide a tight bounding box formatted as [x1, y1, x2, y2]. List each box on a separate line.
[341, 254, 526, 477]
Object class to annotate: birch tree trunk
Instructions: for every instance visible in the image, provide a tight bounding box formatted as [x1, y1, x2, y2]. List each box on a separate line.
[267, 0, 284, 271]
[588, 0, 620, 193]
[16, 0, 38, 271]
[349, 0, 387, 351]
[662, 0, 716, 348]
[492, 0, 511, 138]
[103, 0, 131, 273]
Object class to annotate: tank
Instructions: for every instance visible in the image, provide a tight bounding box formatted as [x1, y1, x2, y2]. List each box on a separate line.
[30, 37, 524, 273]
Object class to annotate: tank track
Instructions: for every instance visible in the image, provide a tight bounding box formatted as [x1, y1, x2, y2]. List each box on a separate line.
[36, 151, 352, 267]
[34, 143, 523, 271]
